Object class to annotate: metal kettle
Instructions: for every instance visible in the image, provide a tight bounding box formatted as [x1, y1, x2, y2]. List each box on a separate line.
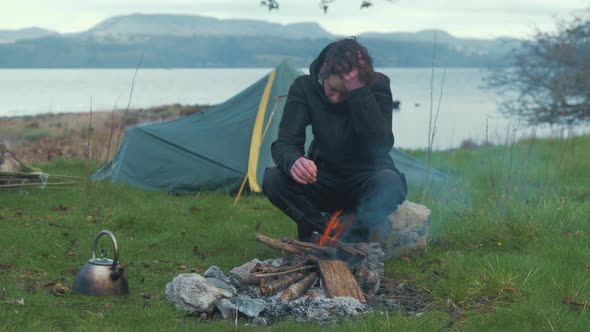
[72, 230, 129, 296]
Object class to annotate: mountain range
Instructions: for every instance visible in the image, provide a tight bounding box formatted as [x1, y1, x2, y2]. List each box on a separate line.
[0, 14, 520, 68]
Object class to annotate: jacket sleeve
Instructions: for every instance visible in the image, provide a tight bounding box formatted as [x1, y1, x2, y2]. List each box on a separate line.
[271, 77, 311, 176]
[345, 74, 394, 153]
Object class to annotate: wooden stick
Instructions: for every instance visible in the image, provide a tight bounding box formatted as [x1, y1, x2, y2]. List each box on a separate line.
[0, 172, 82, 180]
[0, 181, 80, 188]
[281, 237, 337, 257]
[330, 239, 367, 257]
[281, 272, 318, 302]
[252, 265, 314, 278]
[260, 272, 305, 297]
[255, 233, 302, 257]
[306, 253, 320, 264]
[251, 257, 310, 275]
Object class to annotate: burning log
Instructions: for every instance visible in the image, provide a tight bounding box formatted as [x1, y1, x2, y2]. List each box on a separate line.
[260, 272, 305, 297]
[281, 272, 318, 302]
[280, 237, 337, 257]
[255, 234, 302, 257]
[257, 233, 367, 264]
[254, 233, 377, 303]
[317, 260, 365, 303]
[328, 238, 367, 257]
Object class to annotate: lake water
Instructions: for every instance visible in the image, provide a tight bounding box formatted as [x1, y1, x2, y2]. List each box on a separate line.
[1, 68, 585, 149]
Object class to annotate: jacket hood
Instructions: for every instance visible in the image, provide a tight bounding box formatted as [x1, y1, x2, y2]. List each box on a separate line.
[309, 42, 336, 83]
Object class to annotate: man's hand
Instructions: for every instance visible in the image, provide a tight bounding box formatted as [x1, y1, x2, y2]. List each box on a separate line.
[290, 157, 317, 184]
[341, 67, 365, 92]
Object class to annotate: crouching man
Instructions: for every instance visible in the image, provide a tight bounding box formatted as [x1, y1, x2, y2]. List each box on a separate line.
[262, 38, 407, 242]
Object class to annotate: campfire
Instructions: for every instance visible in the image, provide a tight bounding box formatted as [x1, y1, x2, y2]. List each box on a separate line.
[166, 221, 386, 323]
[166, 201, 431, 323]
[252, 231, 381, 304]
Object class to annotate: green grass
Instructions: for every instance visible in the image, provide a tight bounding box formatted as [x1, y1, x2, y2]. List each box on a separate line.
[1, 135, 589, 331]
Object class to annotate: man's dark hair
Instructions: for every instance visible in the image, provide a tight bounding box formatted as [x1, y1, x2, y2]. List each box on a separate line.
[322, 37, 377, 85]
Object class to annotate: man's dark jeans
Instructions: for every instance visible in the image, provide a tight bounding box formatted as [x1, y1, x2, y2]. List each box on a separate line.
[262, 166, 407, 242]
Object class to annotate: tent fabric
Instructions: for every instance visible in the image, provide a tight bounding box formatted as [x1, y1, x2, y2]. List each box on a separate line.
[93, 60, 447, 193]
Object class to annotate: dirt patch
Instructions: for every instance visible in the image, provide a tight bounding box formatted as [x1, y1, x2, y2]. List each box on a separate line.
[368, 277, 432, 315]
[1, 104, 209, 163]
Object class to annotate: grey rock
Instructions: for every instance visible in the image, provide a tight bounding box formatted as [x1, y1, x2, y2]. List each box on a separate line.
[206, 277, 237, 296]
[260, 258, 284, 267]
[216, 298, 237, 320]
[384, 200, 431, 259]
[236, 294, 266, 318]
[352, 242, 385, 277]
[229, 259, 261, 288]
[204, 265, 230, 283]
[165, 273, 233, 314]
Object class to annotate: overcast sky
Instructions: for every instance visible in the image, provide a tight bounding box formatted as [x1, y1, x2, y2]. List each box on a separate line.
[1, 0, 588, 38]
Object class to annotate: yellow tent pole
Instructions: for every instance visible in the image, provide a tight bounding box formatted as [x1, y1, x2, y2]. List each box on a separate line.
[233, 70, 276, 207]
[233, 95, 283, 207]
[246, 69, 276, 193]
[233, 175, 249, 207]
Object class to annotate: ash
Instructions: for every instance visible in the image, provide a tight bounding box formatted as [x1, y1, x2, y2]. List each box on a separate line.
[263, 288, 367, 323]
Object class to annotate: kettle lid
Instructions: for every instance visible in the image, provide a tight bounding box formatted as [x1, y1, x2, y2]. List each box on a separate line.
[88, 257, 115, 266]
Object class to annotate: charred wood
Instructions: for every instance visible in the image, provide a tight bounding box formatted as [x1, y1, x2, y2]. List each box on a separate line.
[281, 272, 318, 302]
[260, 272, 305, 297]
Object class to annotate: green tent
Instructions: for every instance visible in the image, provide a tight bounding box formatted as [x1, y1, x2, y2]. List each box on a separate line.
[94, 60, 446, 193]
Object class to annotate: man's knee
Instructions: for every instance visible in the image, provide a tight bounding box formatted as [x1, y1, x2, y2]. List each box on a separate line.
[262, 167, 289, 198]
[372, 169, 407, 202]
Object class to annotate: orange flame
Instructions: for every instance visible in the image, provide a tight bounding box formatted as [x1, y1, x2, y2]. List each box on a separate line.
[318, 209, 348, 246]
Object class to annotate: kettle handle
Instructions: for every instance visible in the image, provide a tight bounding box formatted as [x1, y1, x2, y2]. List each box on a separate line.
[91, 230, 119, 271]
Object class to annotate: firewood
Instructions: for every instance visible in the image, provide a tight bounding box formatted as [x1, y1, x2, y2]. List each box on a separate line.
[255, 233, 302, 257]
[281, 238, 337, 257]
[317, 260, 365, 303]
[260, 272, 305, 297]
[254, 257, 310, 275]
[252, 265, 314, 278]
[281, 272, 318, 302]
[330, 239, 367, 257]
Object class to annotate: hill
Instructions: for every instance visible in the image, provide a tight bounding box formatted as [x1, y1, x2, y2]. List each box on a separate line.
[0, 14, 519, 68]
[75, 13, 334, 40]
[0, 27, 58, 43]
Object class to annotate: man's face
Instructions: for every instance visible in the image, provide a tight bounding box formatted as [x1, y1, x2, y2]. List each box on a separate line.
[324, 74, 347, 104]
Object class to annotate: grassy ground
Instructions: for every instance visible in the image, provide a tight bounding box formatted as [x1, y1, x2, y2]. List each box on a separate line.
[0, 135, 588, 331]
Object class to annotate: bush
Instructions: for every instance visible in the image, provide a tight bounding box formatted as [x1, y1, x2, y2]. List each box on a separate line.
[22, 129, 53, 143]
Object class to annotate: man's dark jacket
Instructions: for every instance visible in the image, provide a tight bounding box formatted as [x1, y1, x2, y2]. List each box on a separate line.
[271, 43, 402, 179]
